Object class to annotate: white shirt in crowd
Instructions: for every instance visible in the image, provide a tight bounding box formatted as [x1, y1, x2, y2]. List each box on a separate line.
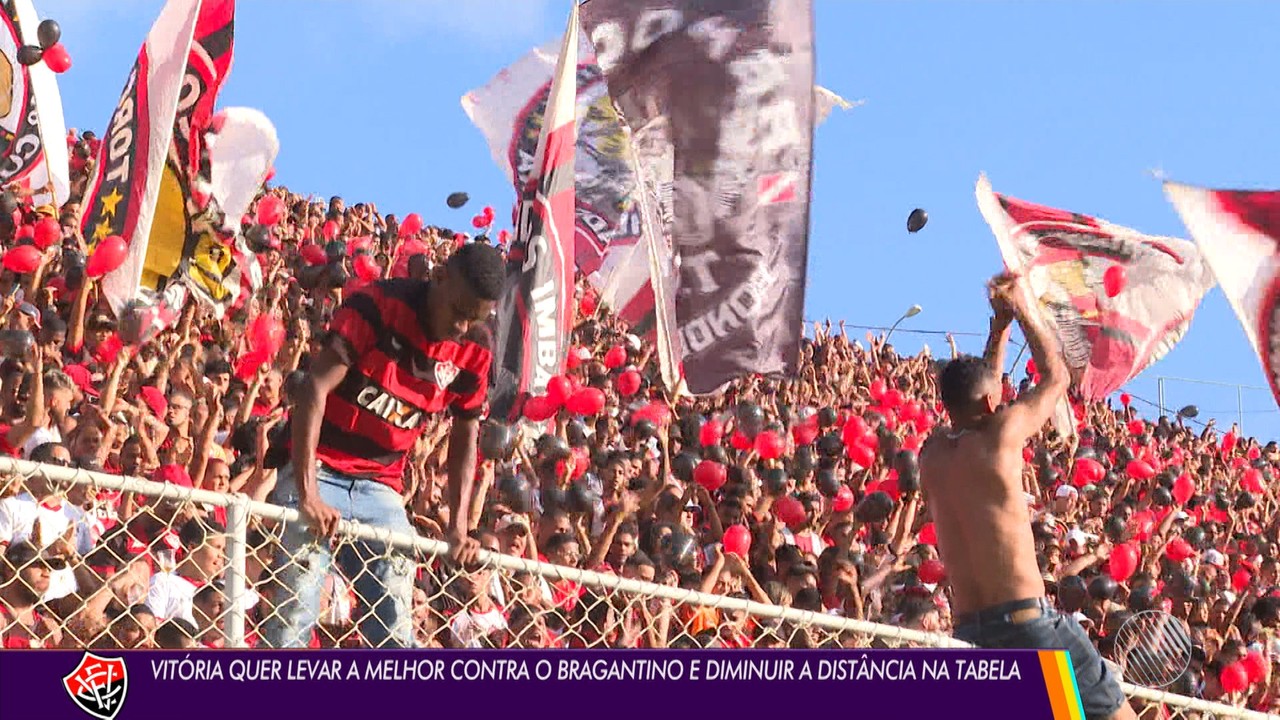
[21, 426, 61, 460]
[0, 492, 93, 602]
[449, 606, 507, 648]
[146, 571, 260, 625]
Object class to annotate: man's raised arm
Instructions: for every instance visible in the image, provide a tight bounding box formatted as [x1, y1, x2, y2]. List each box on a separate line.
[991, 274, 1068, 441]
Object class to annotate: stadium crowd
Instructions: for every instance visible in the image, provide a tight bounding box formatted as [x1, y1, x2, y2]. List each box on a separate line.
[0, 131, 1276, 714]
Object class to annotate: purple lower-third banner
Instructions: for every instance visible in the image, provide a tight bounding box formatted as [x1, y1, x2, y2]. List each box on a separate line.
[2, 649, 1085, 720]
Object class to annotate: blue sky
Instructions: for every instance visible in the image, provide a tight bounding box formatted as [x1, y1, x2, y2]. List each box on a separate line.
[39, 0, 1280, 438]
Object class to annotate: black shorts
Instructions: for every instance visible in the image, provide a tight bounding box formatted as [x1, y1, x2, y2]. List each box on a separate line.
[954, 603, 1126, 720]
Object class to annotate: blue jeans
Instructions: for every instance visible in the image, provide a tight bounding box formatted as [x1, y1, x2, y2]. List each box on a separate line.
[260, 463, 416, 649]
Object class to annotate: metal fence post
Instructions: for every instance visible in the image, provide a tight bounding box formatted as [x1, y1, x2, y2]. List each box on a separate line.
[223, 493, 249, 648]
[1238, 385, 1245, 435]
[1158, 377, 1166, 418]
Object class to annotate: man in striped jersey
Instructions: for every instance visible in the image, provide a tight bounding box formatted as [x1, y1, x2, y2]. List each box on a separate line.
[262, 243, 504, 648]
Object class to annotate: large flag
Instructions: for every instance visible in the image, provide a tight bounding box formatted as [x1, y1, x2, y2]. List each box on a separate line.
[489, 4, 578, 420]
[206, 106, 277, 232]
[138, 0, 236, 313]
[79, 0, 203, 315]
[462, 26, 847, 344]
[1164, 182, 1280, 406]
[977, 175, 1214, 404]
[0, 0, 68, 207]
[580, 0, 816, 395]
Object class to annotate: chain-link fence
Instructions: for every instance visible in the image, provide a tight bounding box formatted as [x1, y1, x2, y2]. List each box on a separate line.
[0, 458, 1271, 719]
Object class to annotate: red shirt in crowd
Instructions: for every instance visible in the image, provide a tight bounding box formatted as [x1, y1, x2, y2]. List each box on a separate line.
[315, 280, 491, 492]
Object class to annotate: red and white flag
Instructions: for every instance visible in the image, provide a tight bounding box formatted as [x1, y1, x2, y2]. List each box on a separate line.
[978, 175, 1214, 408]
[1165, 182, 1280, 406]
[489, 4, 578, 420]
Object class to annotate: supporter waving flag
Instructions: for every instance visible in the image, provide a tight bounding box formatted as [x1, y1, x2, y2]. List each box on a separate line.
[977, 175, 1214, 403]
[78, 0, 202, 315]
[0, 0, 68, 207]
[489, 4, 578, 420]
[1165, 182, 1280, 407]
[580, 0, 816, 395]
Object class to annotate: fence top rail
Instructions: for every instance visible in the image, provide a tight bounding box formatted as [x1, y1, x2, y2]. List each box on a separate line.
[0, 457, 1266, 718]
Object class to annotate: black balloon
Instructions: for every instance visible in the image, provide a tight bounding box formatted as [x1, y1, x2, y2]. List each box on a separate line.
[1151, 486, 1173, 507]
[817, 406, 837, 428]
[1088, 575, 1118, 601]
[678, 413, 703, 447]
[671, 452, 698, 483]
[1236, 491, 1257, 510]
[763, 467, 788, 495]
[663, 532, 699, 569]
[479, 421, 515, 460]
[0, 192, 18, 217]
[906, 208, 928, 233]
[1184, 526, 1205, 548]
[854, 491, 896, 524]
[792, 446, 815, 477]
[541, 486, 568, 513]
[1103, 516, 1127, 543]
[895, 450, 920, 493]
[325, 263, 349, 288]
[1177, 405, 1199, 419]
[244, 225, 272, 254]
[633, 419, 657, 441]
[63, 249, 85, 292]
[37, 19, 60, 50]
[0, 330, 34, 358]
[1128, 585, 1157, 612]
[1074, 446, 1097, 461]
[704, 444, 728, 465]
[878, 427, 900, 459]
[735, 402, 765, 438]
[1114, 445, 1135, 467]
[446, 192, 470, 209]
[816, 468, 840, 497]
[17, 45, 42, 67]
[817, 432, 843, 458]
[565, 419, 589, 448]
[324, 240, 347, 262]
[567, 482, 600, 515]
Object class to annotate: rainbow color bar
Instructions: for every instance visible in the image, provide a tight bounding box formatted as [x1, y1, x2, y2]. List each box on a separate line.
[1038, 651, 1085, 720]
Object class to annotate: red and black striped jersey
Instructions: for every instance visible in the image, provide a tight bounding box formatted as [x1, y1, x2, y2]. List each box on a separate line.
[317, 279, 491, 491]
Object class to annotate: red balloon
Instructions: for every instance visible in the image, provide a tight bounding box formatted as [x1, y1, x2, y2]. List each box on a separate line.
[832, 486, 855, 513]
[1172, 475, 1195, 505]
[1222, 433, 1238, 455]
[774, 496, 806, 528]
[841, 416, 870, 446]
[754, 431, 785, 461]
[86, 235, 128, 278]
[881, 388, 904, 409]
[722, 525, 751, 558]
[497, 229, 511, 245]
[399, 213, 424, 237]
[299, 244, 327, 266]
[1242, 650, 1267, 685]
[1232, 568, 1252, 592]
[566, 388, 606, 416]
[482, 205, 495, 220]
[1071, 457, 1105, 487]
[1026, 358, 1037, 376]
[579, 293, 597, 316]
[847, 442, 876, 469]
[902, 433, 924, 452]
[522, 395, 557, 422]
[323, 220, 340, 240]
[616, 369, 642, 396]
[234, 349, 269, 380]
[248, 315, 286, 357]
[546, 375, 573, 406]
[1220, 662, 1249, 694]
[570, 447, 589, 480]
[919, 522, 937, 546]
[792, 422, 819, 446]
[93, 334, 125, 366]
[1242, 468, 1265, 494]
[1127, 419, 1145, 436]
[33, 217, 60, 250]
[1103, 265, 1127, 298]
[869, 378, 887, 401]
[1119, 392, 1132, 407]
[42, 43, 72, 73]
[918, 559, 946, 584]
[471, 213, 489, 229]
[731, 430, 753, 451]
[1108, 543, 1140, 582]
[1165, 538, 1195, 562]
[256, 195, 286, 226]
[1247, 446, 1262, 461]
[694, 460, 727, 492]
[1126, 460, 1156, 481]
[353, 254, 381, 282]
[699, 418, 723, 447]
[15, 224, 33, 240]
[2, 245, 41, 274]
[636, 402, 671, 426]
[603, 345, 627, 370]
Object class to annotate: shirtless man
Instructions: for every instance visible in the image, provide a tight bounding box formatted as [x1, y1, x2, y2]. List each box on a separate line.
[921, 273, 1134, 720]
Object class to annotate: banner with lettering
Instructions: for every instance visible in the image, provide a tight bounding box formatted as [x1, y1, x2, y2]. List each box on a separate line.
[580, 0, 816, 395]
[0, 0, 67, 207]
[489, 5, 578, 420]
[79, 0, 201, 315]
[140, 0, 236, 313]
[977, 175, 1214, 404]
[1164, 181, 1280, 408]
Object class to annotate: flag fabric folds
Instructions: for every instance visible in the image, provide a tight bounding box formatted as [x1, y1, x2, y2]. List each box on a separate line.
[977, 175, 1215, 403]
[580, 0, 817, 395]
[1165, 182, 1280, 407]
[79, 0, 203, 316]
[489, 4, 579, 420]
